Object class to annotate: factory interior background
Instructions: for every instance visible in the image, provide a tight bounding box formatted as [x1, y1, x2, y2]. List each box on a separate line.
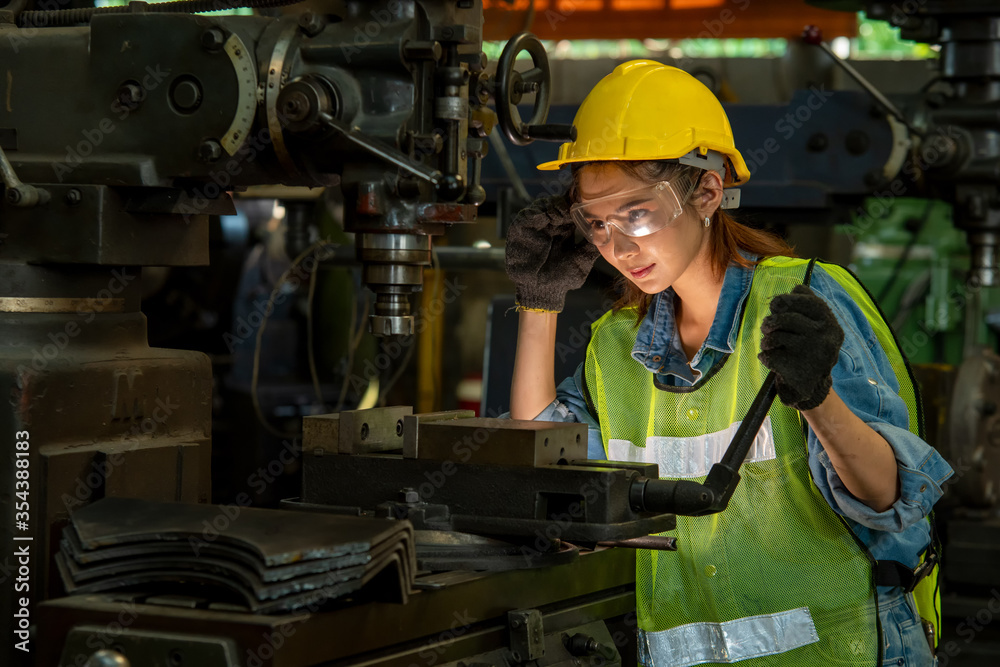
[3, 0, 1000, 664]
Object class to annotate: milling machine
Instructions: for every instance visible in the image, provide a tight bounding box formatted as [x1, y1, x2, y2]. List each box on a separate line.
[0, 0, 581, 663]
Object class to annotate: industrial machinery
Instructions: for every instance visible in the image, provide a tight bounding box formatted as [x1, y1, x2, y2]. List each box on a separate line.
[829, 0, 1000, 292]
[37, 413, 656, 667]
[793, 0, 1000, 352]
[37, 385, 786, 667]
[0, 0, 579, 663]
[802, 4, 1000, 643]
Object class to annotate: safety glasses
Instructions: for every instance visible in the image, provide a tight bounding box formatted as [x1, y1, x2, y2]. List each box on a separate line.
[570, 180, 686, 247]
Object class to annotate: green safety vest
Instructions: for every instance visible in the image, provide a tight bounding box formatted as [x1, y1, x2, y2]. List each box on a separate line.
[584, 256, 937, 666]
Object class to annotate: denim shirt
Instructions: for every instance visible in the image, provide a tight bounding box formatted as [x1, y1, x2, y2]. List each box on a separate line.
[536, 257, 953, 664]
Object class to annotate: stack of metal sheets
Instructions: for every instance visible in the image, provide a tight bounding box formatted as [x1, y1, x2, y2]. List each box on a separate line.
[56, 497, 415, 613]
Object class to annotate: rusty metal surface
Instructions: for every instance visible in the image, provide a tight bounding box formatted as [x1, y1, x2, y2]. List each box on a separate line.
[337, 406, 413, 454]
[0, 296, 125, 313]
[402, 410, 475, 459]
[303, 407, 416, 455]
[415, 202, 479, 222]
[415, 418, 588, 466]
[302, 413, 342, 452]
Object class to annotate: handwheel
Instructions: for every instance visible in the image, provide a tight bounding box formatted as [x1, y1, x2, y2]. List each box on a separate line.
[495, 32, 575, 146]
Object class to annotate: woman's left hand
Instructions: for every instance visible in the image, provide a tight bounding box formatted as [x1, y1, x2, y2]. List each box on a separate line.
[758, 284, 845, 411]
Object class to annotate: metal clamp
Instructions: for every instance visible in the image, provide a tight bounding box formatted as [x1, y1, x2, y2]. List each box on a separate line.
[508, 609, 545, 663]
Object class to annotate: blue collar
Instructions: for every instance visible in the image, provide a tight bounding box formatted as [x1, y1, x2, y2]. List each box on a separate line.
[631, 256, 756, 384]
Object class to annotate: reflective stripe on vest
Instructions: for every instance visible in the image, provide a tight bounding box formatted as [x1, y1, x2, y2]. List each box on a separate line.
[608, 417, 777, 479]
[638, 606, 819, 667]
[584, 257, 909, 666]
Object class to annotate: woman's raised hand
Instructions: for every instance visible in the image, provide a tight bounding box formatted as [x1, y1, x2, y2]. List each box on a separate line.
[504, 193, 600, 313]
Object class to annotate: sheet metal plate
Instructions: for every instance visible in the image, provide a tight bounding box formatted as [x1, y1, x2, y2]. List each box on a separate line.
[71, 497, 413, 566]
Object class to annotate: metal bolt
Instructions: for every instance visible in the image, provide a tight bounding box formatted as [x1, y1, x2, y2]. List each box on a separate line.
[441, 26, 454, 39]
[116, 82, 144, 109]
[171, 79, 202, 113]
[511, 618, 522, 628]
[281, 91, 311, 122]
[806, 132, 828, 152]
[845, 129, 870, 156]
[65, 189, 82, 206]
[6, 188, 21, 205]
[197, 140, 222, 163]
[201, 27, 225, 52]
[400, 488, 419, 503]
[396, 419, 404, 436]
[360, 423, 369, 440]
[863, 168, 885, 189]
[85, 650, 130, 667]
[298, 11, 326, 37]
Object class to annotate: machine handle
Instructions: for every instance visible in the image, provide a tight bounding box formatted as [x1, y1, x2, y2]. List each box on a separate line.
[597, 535, 678, 551]
[802, 24, 925, 139]
[524, 124, 576, 143]
[629, 370, 779, 517]
[494, 33, 574, 146]
[564, 633, 618, 660]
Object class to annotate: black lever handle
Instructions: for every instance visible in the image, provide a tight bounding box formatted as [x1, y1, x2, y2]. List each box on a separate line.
[630, 371, 777, 516]
[523, 124, 576, 143]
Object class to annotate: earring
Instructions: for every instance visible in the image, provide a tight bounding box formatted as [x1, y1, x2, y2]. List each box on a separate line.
[703, 216, 711, 228]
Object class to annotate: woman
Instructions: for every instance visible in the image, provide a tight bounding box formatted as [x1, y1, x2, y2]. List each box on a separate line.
[506, 60, 952, 666]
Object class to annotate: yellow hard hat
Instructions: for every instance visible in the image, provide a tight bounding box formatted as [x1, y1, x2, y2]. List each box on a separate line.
[537, 60, 751, 186]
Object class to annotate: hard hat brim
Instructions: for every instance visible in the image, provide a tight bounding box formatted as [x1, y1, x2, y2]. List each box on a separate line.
[537, 151, 752, 187]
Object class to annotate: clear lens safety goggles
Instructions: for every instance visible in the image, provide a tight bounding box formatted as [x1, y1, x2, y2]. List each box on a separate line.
[570, 180, 685, 247]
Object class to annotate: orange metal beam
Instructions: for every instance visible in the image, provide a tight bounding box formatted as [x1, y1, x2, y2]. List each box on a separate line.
[483, 0, 856, 41]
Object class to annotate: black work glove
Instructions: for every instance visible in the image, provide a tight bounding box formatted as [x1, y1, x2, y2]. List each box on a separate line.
[504, 193, 600, 313]
[758, 284, 845, 411]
